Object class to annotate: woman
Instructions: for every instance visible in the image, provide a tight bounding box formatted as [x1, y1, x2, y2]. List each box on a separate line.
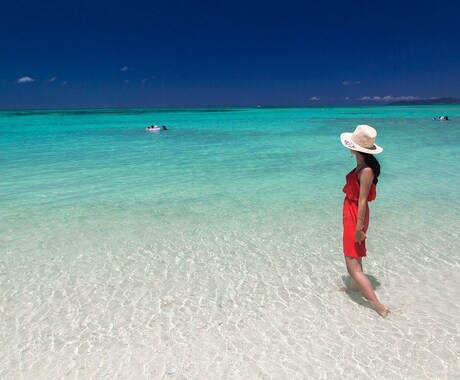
[340, 125, 390, 317]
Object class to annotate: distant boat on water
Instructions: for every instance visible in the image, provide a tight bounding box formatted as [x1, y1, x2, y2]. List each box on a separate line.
[432, 116, 449, 121]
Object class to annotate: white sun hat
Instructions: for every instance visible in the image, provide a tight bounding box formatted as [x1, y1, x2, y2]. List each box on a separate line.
[340, 124, 383, 154]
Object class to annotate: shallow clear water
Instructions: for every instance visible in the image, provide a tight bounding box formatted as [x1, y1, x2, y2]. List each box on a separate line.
[1, 106, 459, 379]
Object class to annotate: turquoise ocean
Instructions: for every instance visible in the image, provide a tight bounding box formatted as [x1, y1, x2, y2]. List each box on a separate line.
[1, 106, 459, 379]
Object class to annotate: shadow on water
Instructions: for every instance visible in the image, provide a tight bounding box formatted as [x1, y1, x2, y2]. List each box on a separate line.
[341, 274, 381, 310]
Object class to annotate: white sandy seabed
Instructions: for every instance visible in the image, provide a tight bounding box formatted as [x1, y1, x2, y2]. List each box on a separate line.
[1, 206, 459, 380]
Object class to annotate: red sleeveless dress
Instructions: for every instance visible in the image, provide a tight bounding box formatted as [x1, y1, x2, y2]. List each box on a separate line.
[342, 167, 376, 258]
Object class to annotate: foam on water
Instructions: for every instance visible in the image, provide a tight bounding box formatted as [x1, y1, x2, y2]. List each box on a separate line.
[1, 107, 460, 379]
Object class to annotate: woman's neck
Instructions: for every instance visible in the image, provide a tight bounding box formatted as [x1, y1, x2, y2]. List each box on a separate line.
[355, 153, 365, 167]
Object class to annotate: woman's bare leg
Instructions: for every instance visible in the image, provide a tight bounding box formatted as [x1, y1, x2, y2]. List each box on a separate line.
[345, 256, 390, 317]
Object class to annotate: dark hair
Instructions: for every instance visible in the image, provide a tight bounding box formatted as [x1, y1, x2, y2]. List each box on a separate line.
[362, 153, 380, 184]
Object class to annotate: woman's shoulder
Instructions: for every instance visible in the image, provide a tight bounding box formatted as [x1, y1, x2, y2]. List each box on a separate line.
[358, 166, 375, 182]
[361, 166, 373, 174]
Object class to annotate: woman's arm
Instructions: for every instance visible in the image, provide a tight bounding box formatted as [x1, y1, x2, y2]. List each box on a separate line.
[355, 167, 374, 244]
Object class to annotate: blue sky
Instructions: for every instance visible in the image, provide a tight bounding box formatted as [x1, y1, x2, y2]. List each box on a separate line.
[1, 0, 460, 108]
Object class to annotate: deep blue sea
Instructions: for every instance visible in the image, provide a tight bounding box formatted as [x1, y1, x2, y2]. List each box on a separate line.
[1, 106, 459, 378]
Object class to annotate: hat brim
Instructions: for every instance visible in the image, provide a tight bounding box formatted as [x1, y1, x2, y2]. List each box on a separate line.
[340, 132, 383, 154]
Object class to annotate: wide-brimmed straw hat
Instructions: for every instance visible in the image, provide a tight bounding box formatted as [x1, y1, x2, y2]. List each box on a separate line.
[340, 124, 383, 154]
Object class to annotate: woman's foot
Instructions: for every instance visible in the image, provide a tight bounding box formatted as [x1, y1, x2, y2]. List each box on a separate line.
[370, 301, 390, 318]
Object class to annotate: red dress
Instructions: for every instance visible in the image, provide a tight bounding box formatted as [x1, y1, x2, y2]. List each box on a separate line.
[342, 167, 376, 258]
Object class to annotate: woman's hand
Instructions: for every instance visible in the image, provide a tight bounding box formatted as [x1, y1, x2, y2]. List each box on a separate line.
[355, 229, 366, 244]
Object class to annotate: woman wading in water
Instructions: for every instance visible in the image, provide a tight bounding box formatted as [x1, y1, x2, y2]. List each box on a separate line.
[340, 125, 390, 318]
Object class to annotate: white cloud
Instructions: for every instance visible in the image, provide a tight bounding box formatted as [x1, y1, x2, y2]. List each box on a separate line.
[17, 76, 34, 83]
[120, 66, 129, 72]
[142, 76, 156, 84]
[358, 95, 420, 102]
[396, 96, 420, 101]
[61, 81, 67, 86]
[358, 96, 381, 101]
[309, 96, 320, 101]
[49, 76, 57, 82]
[342, 80, 360, 86]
